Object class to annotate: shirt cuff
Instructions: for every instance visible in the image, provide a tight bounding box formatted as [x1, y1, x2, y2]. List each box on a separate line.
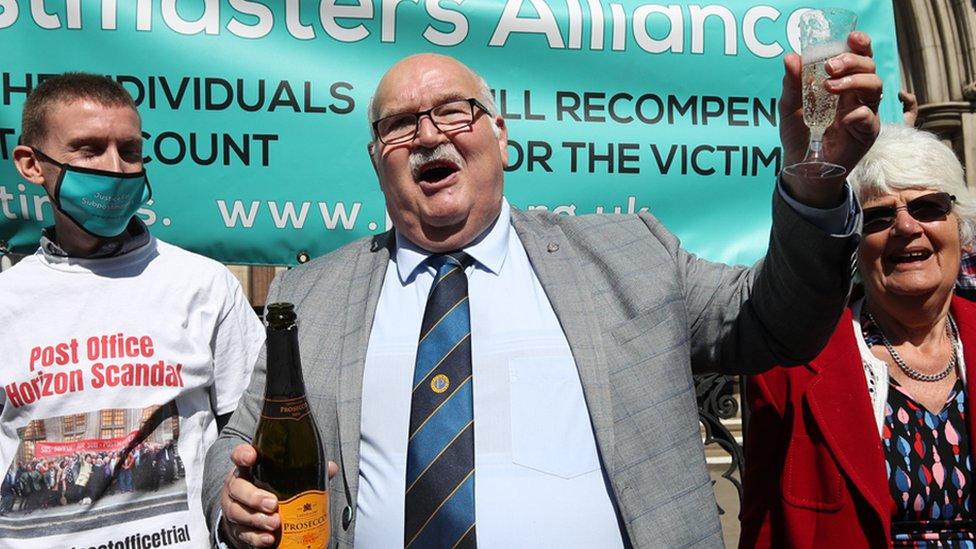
[776, 177, 856, 235]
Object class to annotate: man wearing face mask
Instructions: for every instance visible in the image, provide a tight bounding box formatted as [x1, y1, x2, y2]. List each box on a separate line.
[0, 73, 264, 548]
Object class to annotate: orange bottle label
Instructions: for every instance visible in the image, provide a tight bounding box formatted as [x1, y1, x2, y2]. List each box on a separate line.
[278, 490, 330, 549]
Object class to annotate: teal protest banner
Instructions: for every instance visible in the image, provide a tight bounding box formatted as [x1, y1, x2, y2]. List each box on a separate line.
[0, 1, 901, 266]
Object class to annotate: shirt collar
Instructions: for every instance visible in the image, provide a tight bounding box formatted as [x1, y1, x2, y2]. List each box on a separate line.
[39, 217, 151, 259]
[395, 198, 512, 283]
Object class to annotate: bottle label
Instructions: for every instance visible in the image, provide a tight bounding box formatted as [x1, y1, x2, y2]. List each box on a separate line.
[279, 490, 330, 549]
[262, 396, 311, 421]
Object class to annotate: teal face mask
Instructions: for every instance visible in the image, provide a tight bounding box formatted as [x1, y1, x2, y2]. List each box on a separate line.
[32, 148, 151, 238]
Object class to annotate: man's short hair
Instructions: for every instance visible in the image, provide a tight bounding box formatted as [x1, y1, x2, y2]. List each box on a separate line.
[20, 72, 137, 147]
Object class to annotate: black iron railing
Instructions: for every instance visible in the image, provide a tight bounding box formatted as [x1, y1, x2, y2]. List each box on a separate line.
[695, 373, 745, 514]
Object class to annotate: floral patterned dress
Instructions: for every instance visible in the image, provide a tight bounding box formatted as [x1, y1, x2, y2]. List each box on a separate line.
[862, 313, 976, 547]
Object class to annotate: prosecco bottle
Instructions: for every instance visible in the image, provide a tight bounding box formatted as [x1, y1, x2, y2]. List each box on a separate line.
[252, 303, 330, 548]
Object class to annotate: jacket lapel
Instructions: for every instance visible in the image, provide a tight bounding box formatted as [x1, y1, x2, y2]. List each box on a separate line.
[950, 297, 976, 470]
[804, 310, 890, 528]
[336, 232, 393, 510]
[511, 210, 616, 475]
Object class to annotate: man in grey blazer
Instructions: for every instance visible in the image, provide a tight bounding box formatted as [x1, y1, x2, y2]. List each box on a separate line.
[206, 41, 882, 547]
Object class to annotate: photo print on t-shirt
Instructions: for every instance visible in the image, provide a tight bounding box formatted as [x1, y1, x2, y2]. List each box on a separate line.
[0, 400, 190, 542]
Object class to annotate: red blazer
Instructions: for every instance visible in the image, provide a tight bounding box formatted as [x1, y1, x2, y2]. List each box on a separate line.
[740, 296, 976, 548]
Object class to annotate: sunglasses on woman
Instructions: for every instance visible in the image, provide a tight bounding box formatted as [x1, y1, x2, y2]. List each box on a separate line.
[861, 192, 956, 234]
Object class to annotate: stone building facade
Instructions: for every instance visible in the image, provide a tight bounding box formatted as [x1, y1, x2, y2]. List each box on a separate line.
[896, 0, 976, 186]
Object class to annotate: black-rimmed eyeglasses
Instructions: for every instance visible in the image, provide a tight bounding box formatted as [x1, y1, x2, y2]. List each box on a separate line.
[861, 192, 956, 234]
[371, 98, 490, 145]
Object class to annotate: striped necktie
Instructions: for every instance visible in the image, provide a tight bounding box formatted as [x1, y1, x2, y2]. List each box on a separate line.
[404, 252, 476, 549]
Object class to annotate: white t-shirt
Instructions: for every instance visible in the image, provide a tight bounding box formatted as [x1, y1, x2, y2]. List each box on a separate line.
[0, 236, 264, 548]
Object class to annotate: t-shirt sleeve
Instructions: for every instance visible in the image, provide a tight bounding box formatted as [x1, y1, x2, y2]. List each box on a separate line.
[209, 271, 266, 416]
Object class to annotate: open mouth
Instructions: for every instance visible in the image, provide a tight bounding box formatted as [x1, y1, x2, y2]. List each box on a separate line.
[416, 160, 460, 185]
[889, 250, 933, 264]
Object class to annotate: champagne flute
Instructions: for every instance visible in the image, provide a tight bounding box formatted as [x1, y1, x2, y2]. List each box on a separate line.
[783, 8, 858, 179]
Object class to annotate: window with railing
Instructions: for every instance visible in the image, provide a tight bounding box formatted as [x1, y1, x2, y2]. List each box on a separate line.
[99, 409, 125, 439]
[141, 405, 161, 442]
[18, 420, 47, 462]
[62, 413, 87, 441]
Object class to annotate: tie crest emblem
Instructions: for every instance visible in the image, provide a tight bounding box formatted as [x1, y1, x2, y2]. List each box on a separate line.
[430, 374, 450, 394]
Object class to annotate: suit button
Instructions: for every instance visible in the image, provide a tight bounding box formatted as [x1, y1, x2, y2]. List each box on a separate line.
[342, 505, 354, 530]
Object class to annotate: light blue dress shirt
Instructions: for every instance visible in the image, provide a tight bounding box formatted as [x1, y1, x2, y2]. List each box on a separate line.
[353, 186, 853, 548]
[356, 199, 625, 548]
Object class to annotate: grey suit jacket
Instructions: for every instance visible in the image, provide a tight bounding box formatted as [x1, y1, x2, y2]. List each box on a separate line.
[203, 191, 857, 548]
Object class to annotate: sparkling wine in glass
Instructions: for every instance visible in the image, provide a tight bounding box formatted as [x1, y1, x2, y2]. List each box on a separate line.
[783, 8, 858, 180]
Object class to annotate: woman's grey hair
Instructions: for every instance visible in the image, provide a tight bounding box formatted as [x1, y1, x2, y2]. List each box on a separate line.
[367, 74, 500, 139]
[848, 124, 975, 247]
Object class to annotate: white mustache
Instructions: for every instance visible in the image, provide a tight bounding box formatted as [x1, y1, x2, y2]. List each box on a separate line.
[409, 143, 464, 180]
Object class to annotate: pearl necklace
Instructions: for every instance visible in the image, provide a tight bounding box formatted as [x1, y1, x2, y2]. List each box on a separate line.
[865, 312, 959, 383]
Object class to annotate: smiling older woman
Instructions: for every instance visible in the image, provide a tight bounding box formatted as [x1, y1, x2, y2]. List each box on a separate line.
[740, 125, 976, 548]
